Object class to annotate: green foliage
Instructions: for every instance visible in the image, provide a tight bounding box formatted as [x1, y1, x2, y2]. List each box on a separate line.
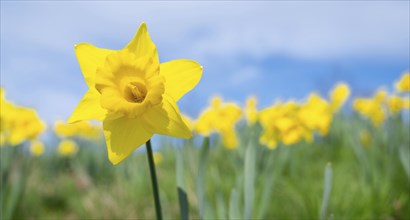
[0, 115, 409, 219]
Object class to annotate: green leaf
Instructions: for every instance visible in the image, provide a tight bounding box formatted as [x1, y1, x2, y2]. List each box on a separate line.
[320, 163, 333, 220]
[176, 149, 189, 220]
[216, 193, 227, 219]
[244, 142, 256, 220]
[196, 137, 210, 219]
[399, 146, 410, 181]
[229, 189, 240, 220]
[256, 146, 288, 219]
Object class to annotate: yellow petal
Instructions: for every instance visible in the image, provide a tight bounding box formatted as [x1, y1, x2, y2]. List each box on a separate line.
[74, 43, 114, 87]
[160, 60, 203, 101]
[141, 95, 191, 138]
[68, 89, 107, 123]
[125, 22, 159, 65]
[103, 117, 153, 165]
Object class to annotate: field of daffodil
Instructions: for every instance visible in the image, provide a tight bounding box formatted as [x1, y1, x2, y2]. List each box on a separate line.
[1, 23, 410, 220]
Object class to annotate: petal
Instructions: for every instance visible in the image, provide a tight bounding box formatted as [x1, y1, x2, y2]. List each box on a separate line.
[68, 89, 107, 123]
[160, 60, 203, 101]
[74, 43, 114, 87]
[141, 95, 191, 138]
[125, 22, 159, 65]
[103, 117, 153, 165]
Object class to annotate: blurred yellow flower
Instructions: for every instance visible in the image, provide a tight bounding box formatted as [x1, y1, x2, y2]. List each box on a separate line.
[194, 96, 242, 149]
[54, 120, 101, 139]
[58, 140, 79, 157]
[7, 107, 46, 146]
[353, 89, 387, 126]
[221, 128, 238, 150]
[395, 72, 410, 92]
[359, 131, 371, 148]
[30, 140, 45, 156]
[245, 96, 259, 125]
[0, 89, 46, 146]
[68, 23, 202, 164]
[330, 82, 350, 112]
[387, 96, 407, 114]
[153, 152, 163, 165]
[259, 128, 278, 149]
[403, 98, 410, 109]
[298, 94, 332, 136]
[259, 99, 314, 148]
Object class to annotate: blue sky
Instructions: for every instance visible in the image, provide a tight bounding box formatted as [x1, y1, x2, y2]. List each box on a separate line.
[1, 1, 409, 124]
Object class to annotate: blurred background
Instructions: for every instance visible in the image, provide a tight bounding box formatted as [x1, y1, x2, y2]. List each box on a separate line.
[1, 1, 409, 122]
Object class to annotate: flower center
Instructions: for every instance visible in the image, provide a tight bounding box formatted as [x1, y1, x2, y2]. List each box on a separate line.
[125, 82, 147, 103]
[95, 50, 164, 118]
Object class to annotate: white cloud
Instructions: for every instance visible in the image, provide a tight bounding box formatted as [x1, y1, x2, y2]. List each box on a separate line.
[1, 1, 409, 122]
[2, 1, 408, 60]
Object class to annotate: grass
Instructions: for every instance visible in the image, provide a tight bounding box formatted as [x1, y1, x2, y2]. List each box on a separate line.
[1, 114, 409, 219]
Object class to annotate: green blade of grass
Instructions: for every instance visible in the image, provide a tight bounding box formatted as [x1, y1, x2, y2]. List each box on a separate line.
[196, 137, 210, 219]
[229, 188, 240, 220]
[256, 146, 288, 219]
[320, 163, 333, 220]
[216, 193, 226, 219]
[176, 148, 189, 220]
[399, 146, 410, 181]
[244, 142, 256, 220]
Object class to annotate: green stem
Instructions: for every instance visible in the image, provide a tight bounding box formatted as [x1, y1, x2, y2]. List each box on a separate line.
[146, 139, 163, 220]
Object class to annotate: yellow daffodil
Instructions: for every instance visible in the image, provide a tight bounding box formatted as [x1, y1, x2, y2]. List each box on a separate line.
[54, 120, 101, 139]
[0, 89, 46, 146]
[359, 131, 371, 148]
[30, 140, 45, 156]
[395, 72, 410, 92]
[353, 89, 387, 126]
[330, 82, 350, 112]
[153, 152, 163, 165]
[403, 98, 410, 109]
[298, 94, 332, 136]
[387, 96, 406, 114]
[194, 96, 242, 149]
[6, 107, 46, 146]
[259, 128, 278, 149]
[68, 23, 202, 164]
[245, 96, 259, 125]
[58, 139, 79, 157]
[259, 100, 312, 148]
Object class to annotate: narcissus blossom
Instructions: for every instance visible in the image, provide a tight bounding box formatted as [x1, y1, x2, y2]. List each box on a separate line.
[330, 82, 350, 112]
[259, 101, 313, 149]
[54, 120, 101, 140]
[153, 152, 163, 165]
[245, 96, 259, 125]
[57, 140, 79, 157]
[387, 96, 409, 114]
[353, 89, 387, 126]
[0, 88, 46, 146]
[30, 140, 45, 156]
[395, 72, 410, 92]
[194, 96, 242, 149]
[68, 23, 202, 164]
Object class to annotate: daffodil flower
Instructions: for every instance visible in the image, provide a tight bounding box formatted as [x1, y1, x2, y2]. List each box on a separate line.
[69, 23, 202, 164]
[57, 139, 79, 157]
[395, 72, 410, 93]
[245, 96, 259, 125]
[194, 96, 242, 149]
[0, 88, 46, 146]
[30, 140, 45, 156]
[329, 82, 350, 112]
